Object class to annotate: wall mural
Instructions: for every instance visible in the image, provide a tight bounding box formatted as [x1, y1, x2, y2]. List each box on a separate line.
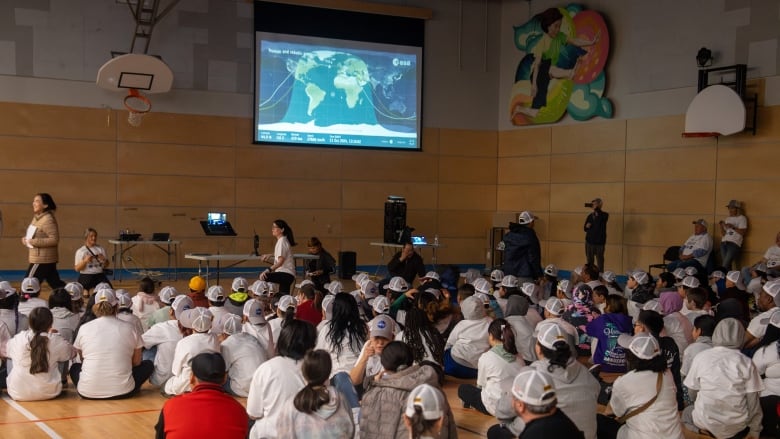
[509, 4, 612, 126]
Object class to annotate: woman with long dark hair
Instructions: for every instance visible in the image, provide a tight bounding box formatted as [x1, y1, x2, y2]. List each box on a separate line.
[260, 219, 297, 294]
[276, 349, 355, 438]
[21, 193, 65, 289]
[6, 307, 72, 400]
[315, 292, 367, 410]
[398, 291, 445, 368]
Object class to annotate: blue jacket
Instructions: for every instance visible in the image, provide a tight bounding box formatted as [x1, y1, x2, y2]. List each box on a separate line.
[501, 223, 542, 280]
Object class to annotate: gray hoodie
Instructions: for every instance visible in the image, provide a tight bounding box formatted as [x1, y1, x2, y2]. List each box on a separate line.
[712, 317, 744, 349]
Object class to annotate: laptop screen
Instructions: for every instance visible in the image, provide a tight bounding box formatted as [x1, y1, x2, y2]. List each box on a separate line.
[411, 236, 427, 245]
[207, 212, 227, 225]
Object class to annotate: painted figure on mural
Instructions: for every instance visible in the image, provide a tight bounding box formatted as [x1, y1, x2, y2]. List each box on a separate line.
[509, 5, 613, 125]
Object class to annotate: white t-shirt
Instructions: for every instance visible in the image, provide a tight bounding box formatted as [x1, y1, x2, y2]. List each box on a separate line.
[208, 306, 230, 333]
[478, 348, 524, 416]
[73, 316, 143, 398]
[684, 346, 764, 438]
[315, 324, 365, 376]
[274, 237, 295, 276]
[445, 317, 491, 369]
[721, 215, 747, 246]
[681, 337, 712, 377]
[6, 330, 73, 401]
[269, 317, 284, 346]
[117, 311, 145, 339]
[164, 331, 220, 396]
[611, 370, 684, 439]
[221, 332, 268, 397]
[680, 233, 713, 267]
[663, 312, 693, 355]
[752, 341, 780, 397]
[18, 297, 47, 317]
[747, 307, 780, 341]
[764, 245, 780, 265]
[75, 245, 108, 274]
[243, 321, 275, 357]
[141, 319, 181, 387]
[247, 356, 306, 439]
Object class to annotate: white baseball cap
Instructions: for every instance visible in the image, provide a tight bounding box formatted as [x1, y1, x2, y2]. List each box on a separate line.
[117, 292, 132, 309]
[94, 288, 117, 306]
[352, 272, 370, 285]
[517, 211, 537, 225]
[421, 271, 440, 282]
[678, 276, 700, 289]
[726, 271, 745, 290]
[684, 266, 698, 277]
[322, 294, 335, 320]
[404, 384, 446, 420]
[543, 264, 558, 277]
[501, 275, 519, 288]
[21, 277, 40, 294]
[511, 368, 556, 405]
[383, 276, 409, 293]
[360, 278, 379, 299]
[250, 280, 271, 296]
[642, 299, 663, 314]
[672, 268, 686, 280]
[631, 271, 649, 286]
[159, 286, 178, 305]
[180, 307, 212, 332]
[243, 299, 267, 324]
[325, 280, 344, 295]
[544, 297, 564, 316]
[218, 313, 242, 336]
[206, 285, 226, 302]
[601, 271, 616, 283]
[171, 295, 194, 319]
[231, 277, 248, 292]
[472, 277, 491, 295]
[536, 321, 567, 350]
[556, 280, 571, 298]
[489, 269, 505, 283]
[277, 295, 297, 311]
[372, 295, 390, 314]
[0, 281, 17, 300]
[295, 279, 314, 289]
[617, 332, 661, 360]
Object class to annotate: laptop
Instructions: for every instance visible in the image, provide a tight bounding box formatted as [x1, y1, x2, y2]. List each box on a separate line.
[199, 212, 237, 236]
[411, 236, 427, 245]
[151, 232, 170, 241]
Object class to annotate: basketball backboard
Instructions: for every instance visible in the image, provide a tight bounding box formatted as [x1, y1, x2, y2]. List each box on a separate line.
[96, 53, 173, 93]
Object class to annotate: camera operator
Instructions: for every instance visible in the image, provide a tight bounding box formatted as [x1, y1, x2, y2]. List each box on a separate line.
[583, 198, 608, 272]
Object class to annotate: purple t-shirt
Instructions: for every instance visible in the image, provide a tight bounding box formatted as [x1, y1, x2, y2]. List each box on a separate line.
[586, 313, 633, 373]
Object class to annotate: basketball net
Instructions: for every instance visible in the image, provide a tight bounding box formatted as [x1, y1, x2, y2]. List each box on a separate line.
[124, 88, 152, 127]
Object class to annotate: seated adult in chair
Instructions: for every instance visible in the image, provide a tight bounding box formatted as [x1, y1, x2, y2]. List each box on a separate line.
[386, 242, 425, 286]
[667, 219, 712, 274]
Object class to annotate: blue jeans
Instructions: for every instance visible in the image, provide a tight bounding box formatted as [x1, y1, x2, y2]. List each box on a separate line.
[331, 371, 360, 409]
[720, 241, 742, 271]
[443, 348, 478, 379]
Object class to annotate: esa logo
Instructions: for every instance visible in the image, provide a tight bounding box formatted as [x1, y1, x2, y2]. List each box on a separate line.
[392, 58, 412, 67]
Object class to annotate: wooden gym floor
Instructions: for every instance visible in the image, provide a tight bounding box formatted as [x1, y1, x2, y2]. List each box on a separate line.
[0, 275, 494, 439]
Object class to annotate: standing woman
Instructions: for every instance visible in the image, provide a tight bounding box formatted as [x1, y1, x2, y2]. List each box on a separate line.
[6, 307, 73, 401]
[305, 237, 336, 292]
[260, 219, 297, 295]
[74, 228, 112, 291]
[21, 193, 65, 289]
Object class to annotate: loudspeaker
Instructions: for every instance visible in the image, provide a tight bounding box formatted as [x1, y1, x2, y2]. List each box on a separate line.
[339, 251, 357, 279]
[384, 201, 406, 243]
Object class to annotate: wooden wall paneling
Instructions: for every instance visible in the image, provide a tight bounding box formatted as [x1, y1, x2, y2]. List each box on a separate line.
[438, 156, 496, 184]
[549, 151, 626, 183]
[235, 146, 343, 180]
[496, 184, 550, 213]
[626, 114, 715, 150]
[438, 183, 496, 211]
[551, 119, 627, 154]
[623, 181, 714, 215]
[0, 102, 116, 140]
[117, 112, 237, 146]
[0, 137, 116, 173]
[118, 175, 235, 207]
[117, 142, 235, 177]
[439, 129, 498, 157]
[497, 126, 551, 157]
[497, 155, 550, 184]
[342, 150, 438, 182]
[341, 181, 438, 210]
[235, 178, 341, 209]
[625, 146, 716, 182]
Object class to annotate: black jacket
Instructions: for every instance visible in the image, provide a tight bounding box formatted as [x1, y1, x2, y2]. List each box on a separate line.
[584, 209, 609, 245]
[501, 222, 542, 280]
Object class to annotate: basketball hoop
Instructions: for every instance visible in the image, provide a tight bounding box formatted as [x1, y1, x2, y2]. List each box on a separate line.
[124, 88, 152, 127]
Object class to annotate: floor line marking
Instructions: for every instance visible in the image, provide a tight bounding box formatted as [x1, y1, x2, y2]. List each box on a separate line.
[2, 395, 62, 438]
[0, 406, 159, 425]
